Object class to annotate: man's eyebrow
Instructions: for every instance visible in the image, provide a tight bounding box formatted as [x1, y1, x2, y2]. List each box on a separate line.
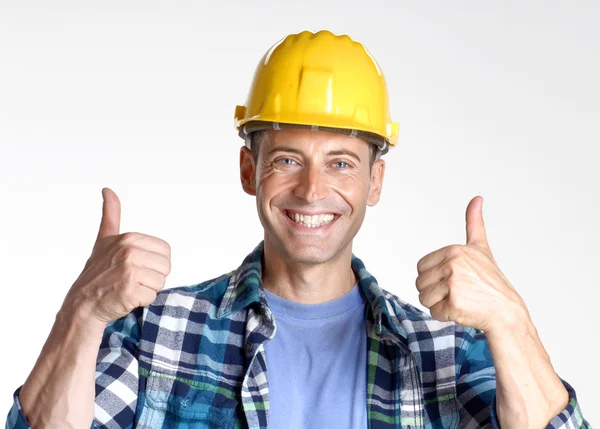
[326, 149, 361, 163]
[266, 147, 305, 157]
[266, 147, 362, 163]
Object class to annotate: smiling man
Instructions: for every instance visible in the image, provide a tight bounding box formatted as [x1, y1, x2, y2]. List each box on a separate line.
[6, 30, 591, 429]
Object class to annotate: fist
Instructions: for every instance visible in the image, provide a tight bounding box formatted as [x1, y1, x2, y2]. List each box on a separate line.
[415, 196, 528, 333]
[62, 187, 171, 326]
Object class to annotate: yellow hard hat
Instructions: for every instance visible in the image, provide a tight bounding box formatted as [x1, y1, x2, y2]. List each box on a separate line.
[234, 30, 399, 155]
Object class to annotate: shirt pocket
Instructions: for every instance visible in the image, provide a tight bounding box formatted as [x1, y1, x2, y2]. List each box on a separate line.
[139, 370, 237, 429]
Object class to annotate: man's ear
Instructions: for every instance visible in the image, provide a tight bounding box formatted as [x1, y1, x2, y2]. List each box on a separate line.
[367, 159, 385, 206]
[240, 146, 257, 196]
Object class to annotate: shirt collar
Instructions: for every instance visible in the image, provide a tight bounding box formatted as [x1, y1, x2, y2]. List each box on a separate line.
[216, 241, 409, 340]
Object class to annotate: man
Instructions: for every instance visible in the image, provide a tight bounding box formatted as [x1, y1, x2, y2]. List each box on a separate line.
[6, 30, 590, 429]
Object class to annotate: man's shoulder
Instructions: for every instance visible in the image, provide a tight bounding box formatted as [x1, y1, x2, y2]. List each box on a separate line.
[151, 271, 235, 311]
[379, 286, 429, 320]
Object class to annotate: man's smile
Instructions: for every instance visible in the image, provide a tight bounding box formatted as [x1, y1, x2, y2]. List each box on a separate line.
[282, 209, 341, 231]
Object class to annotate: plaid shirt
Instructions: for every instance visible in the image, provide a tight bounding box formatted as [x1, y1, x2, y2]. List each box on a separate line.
[7, 241, 590, 429]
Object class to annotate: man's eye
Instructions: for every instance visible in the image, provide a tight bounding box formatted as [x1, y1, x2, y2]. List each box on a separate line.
[333, 161, 349, 169]
[278, 158, 296, 165]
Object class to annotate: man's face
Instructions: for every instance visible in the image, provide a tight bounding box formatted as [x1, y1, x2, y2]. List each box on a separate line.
[240, 128, 385, 265]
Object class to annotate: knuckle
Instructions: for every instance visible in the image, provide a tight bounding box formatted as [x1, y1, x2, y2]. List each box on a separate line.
[121, 246, 138, 264]
[415, 276, 421, 290]
[121, 265, 137, 285]
[120, 232, 141, 244]
[446, 255, 462, 273]
[159, 257, 171, 276]
[119, 232, 133, 244]
[447, 292, 461, 311]
[448, 245, 461, 257]
[447, 292, 456, 306]
[124, 273, 137, 290]
[443, 263, 454, 277]
[83, 256, 93, 270]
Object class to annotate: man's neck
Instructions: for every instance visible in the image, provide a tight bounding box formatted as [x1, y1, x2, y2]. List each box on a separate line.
[261, 238, 357, 304]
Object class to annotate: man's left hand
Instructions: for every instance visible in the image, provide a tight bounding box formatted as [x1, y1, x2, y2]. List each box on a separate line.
[415, 196, 529, 333]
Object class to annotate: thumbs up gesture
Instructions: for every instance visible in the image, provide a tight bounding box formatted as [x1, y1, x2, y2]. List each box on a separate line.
[415, 196, 529, 333]
[61, 188, 171, 327]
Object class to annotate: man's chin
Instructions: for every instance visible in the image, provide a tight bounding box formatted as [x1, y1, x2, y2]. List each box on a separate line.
[264, 228, 348, 265]
[280, 241, 340, 265]
[286, 254, 332, 266]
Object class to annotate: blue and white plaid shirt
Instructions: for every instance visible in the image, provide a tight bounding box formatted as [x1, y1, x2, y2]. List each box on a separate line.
[7, 241, 590, 428]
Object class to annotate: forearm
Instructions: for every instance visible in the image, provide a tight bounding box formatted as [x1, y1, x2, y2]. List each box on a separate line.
[18, 305, 107, 429]
[486, 315, 569, 429]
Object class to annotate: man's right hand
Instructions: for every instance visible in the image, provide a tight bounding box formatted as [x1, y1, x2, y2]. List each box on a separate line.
[14, 187, 170, 429]
[61, 187, 171, 327]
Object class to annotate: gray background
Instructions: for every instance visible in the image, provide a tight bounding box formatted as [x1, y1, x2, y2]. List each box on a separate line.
[1, 0, 598, 424]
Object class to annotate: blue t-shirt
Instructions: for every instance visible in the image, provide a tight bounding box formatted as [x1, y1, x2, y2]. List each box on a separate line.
[263, 283, 367, 428]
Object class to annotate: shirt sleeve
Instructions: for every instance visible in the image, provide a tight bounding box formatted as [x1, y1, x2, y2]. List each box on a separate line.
[454, 325, 497, 427]
[5, 307, 143, 429]
[489, 377, 591, 429]
[455, 325, 592, 429]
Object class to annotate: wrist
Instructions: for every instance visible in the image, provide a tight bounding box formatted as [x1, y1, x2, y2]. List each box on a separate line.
[56, 299, 108, 340]
[19, 299, 107, 427]
[485, 302, 533, 338]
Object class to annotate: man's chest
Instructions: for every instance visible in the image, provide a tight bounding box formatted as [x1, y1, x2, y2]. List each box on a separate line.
[129, 316, 460, 429]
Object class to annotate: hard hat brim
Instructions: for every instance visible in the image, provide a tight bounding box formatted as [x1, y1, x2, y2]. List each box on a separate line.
[239, 121, 390, 156]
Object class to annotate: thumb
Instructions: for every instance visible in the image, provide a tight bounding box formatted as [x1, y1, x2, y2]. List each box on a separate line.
[465, 195, 490, 250]
[96, 187, 121, 241]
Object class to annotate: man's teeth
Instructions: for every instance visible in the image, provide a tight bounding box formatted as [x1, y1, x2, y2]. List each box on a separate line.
[288, 212, 335, 228]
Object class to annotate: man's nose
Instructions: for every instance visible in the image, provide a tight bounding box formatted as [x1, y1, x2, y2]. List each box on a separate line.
[293, 165, 329, 203]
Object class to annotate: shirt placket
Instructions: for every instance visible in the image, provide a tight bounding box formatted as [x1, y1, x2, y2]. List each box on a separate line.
[241, 303, 276, 429]
[367, 315, 425, 429]
[397, 348, 425, 429]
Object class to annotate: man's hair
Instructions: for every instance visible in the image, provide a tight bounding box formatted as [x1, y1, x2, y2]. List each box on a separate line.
[250, 130, 379, 168]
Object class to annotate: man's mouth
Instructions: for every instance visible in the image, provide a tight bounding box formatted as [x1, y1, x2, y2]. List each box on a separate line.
[284, 210, 337, 228]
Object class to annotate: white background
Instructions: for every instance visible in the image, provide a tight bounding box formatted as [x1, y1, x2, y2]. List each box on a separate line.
[1, 0, 598, 424]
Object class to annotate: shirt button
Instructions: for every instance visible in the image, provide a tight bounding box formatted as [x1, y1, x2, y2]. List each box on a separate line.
[245, 343, 254, 354]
